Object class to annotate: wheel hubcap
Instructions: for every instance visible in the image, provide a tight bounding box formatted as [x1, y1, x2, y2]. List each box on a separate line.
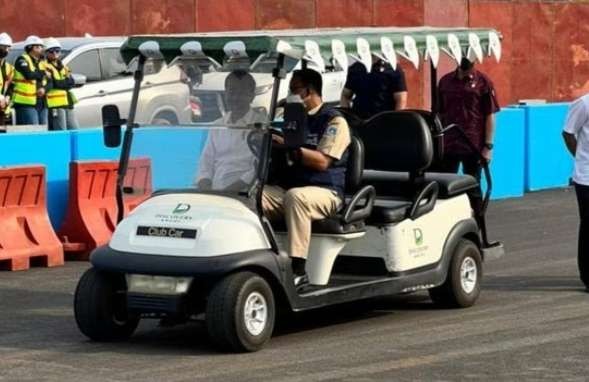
[460, 257, 478, 294]
[244, 292, 268, 336]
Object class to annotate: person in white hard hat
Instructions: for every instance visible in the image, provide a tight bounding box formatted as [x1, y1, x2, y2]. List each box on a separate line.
[13, 35, 51, 126]
[44, 37, 77, 130]
[0, 32, 14, 124]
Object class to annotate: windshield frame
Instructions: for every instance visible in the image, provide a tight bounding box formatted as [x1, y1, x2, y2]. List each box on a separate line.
[114, 53, 285, 232]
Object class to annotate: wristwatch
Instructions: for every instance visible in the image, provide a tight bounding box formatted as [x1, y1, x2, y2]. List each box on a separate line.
[484, 142, 494, 150]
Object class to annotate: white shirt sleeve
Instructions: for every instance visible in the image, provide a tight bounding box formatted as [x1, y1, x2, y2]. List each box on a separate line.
[564, 97, 589, 135]
[240, 155, 257, 185]
[196, 133, 215, 182]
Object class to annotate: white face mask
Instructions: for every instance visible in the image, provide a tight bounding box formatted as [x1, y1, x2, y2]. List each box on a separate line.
[286, 93, 304, 104]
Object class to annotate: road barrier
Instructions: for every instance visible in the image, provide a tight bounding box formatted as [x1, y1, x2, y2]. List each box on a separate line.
[483, 107, 526, 199]
[521, 103, 573, 191]
[0, 165, 64, 271]
[58, 158, 152, 260]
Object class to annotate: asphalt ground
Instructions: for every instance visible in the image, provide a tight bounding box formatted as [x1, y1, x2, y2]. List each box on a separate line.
[0, 188, 587, 381]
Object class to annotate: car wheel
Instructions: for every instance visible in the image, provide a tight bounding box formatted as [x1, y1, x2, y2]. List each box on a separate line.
[206, 272, 275, 352]
[74, 268, 139, 341]
[429, 239, 482, 308]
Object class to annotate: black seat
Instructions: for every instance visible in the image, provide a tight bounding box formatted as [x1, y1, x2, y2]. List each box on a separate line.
[404, 109, 445, 164]
[358, 111, 440, 225]
[363, 170, 478, 199]
[311, 135, 375, 234]
[366, 199, 412, 225]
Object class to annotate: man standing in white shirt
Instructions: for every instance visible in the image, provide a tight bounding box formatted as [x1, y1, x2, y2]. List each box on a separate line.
[563, 94, 589, 291]
[196, 70, 266, 191]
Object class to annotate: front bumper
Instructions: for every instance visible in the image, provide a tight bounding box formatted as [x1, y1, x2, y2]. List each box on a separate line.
[90, 245, 285, 280]
[127, 292, 187, 315]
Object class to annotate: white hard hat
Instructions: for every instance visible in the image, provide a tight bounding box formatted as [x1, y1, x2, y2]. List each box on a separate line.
[44, 37, 62, 51]
[24, 35, 44, 48]
[0, 32, 12, 47]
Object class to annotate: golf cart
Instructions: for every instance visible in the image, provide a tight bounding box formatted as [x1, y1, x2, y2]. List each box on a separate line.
[74, 27, 505, 352]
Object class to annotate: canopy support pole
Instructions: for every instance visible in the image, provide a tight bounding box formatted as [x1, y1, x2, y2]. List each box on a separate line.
[258, 54, 287, 253]
[430, 60, 438, 113]
[116, 55, 146, 223]
[269, 54, 286, 121]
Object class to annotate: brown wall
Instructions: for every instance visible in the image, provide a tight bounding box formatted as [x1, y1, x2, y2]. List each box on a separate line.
[2, 0, 587, 107]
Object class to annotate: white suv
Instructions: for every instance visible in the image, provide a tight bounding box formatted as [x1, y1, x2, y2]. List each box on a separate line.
[192, 55, 347, 122]
[9, 37, 190, 127]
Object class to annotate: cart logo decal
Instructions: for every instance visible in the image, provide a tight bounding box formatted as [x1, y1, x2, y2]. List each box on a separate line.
[173, 203, 191, 214]
[413, 228, 423, 246]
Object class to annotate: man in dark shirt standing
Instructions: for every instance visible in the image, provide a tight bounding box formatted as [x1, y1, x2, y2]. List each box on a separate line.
[436, 57, 500, 220]
[340, 58, 407, 119]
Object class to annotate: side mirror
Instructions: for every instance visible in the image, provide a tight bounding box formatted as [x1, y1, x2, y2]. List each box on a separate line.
[102, 105, 125, 147]
[282, 95, 307, 149]
[71, 73, 87, 87]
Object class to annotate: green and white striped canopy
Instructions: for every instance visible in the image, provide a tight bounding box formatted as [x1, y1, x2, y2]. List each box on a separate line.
[120, 27, 502, 71]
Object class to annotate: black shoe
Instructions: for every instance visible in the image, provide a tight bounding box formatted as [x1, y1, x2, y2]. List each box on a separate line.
[585, 286, 589, 293]
[294, 274, 309, 288]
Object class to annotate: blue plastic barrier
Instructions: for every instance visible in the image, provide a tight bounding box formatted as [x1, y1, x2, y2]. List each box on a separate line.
[521, 103, 573, 191]
[70, 128, 121, 161]
[71, 127, 209, 189]
[0, 127, 207, 230]
[484, 107, 526, 200]
[131, 127, 209, 189]
[0, 131, 71, 228]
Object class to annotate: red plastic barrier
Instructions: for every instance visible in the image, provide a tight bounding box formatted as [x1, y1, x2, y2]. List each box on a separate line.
[123, 158, 152, 213]
[0, 165, 64, 271]
[58, 158, 152, 260]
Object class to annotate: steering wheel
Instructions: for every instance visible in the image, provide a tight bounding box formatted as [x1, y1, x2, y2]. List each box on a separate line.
[246, 130, 264, 158]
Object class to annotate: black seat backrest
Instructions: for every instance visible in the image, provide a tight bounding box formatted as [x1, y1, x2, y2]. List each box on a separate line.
[334, 107, 365, 133]
[359, 111, 433, 175]
[404, 109, 444, 163]
[345, 135, 364, 194]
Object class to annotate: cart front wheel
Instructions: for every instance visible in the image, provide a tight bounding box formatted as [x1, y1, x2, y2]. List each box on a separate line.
[206, 272, 275, 352]
[74, 268, 139, 341]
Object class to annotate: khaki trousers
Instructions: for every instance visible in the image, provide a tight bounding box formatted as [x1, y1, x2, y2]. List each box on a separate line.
[262, 185, 341, 259]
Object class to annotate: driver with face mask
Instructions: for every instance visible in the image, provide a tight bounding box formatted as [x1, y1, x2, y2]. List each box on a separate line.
[195, 69, 267, 191]
[0, 32, 14, 124]
[263, 68, 351, 285]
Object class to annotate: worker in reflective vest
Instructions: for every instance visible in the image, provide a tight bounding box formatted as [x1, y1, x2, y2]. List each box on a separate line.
[0, 32, 14, 124]
[45, 38, 76, 130]
[13, 35, 51, 126]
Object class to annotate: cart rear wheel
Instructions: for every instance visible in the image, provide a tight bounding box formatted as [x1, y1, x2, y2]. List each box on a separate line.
[429, 239, 482, 308]
[74, 268, 139, 341]
[206, 272, 275, 352]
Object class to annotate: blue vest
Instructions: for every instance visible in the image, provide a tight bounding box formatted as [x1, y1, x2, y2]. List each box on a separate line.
[290, 105, 348, 197]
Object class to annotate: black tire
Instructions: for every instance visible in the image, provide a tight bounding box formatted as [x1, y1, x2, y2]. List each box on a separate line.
[429, 239, 482, 308]
[74, 268, 139, 341]
[206, 272, 275, 352]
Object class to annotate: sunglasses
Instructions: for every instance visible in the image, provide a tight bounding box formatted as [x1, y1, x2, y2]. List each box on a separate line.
[47, 49, 61, 54]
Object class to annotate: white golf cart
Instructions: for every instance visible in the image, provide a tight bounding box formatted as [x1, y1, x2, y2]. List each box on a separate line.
[74, 27, 505, 352]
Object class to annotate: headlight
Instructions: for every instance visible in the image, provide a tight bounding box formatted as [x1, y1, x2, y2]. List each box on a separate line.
[126, 274, 193, 295]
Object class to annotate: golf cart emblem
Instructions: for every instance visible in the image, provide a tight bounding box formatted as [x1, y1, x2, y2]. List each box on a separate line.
[413, 228, 424, 246]
[173, 203, 191, 214]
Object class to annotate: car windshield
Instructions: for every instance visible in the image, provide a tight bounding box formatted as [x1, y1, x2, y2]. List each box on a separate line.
[128, 60, 272, 198]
